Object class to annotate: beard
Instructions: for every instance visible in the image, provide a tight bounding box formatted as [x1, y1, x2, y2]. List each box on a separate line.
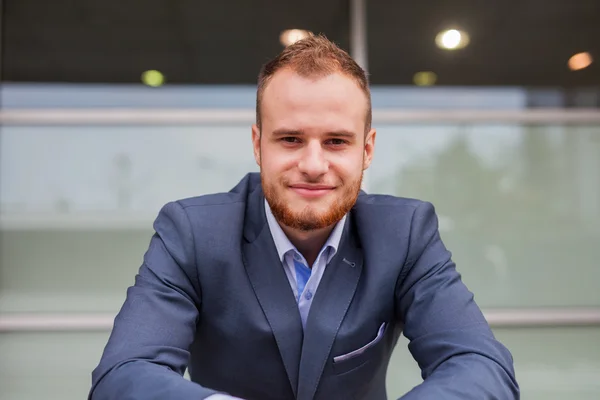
[262, 171, 362, 232]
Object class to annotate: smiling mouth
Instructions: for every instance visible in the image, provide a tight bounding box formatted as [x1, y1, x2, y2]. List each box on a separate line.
[289, 185, 335, 198]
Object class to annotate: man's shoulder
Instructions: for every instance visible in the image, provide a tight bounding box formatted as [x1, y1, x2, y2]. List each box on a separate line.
[353, 193, 439, 233]
[155, 191, 248, 246]
[154, 192, 246, 233]
[351, 193, 440, 259]
[171, 172, 260, 211]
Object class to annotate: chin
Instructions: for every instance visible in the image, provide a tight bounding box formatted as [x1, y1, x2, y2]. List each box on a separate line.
[293, 197, 329, 209]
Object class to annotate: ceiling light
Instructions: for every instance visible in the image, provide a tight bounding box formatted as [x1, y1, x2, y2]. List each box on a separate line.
[568, 52, 593, 71]
[413, 71, 438, 86]
[141, 70, 165, 87]
[280, 29, 312, 47]
[435, 29, 470, 50]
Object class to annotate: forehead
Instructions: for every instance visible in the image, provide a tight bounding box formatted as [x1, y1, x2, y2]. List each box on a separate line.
[261, 69, 368, 133]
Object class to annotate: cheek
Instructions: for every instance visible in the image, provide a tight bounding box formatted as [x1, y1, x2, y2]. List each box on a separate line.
[260, 158, 290, 183]
[331, 153, 364, 178]
[262, 150, 297, 173]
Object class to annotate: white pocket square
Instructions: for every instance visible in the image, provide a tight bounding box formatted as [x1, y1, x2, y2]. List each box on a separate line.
[333, 322, 387, 363]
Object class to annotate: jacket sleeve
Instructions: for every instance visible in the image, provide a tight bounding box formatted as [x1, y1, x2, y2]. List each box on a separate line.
[395, 202, 519, 399]
[89, 201, 222, 400]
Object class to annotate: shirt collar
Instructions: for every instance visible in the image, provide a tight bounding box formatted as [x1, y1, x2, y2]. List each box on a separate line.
[264, 199, 346, 264]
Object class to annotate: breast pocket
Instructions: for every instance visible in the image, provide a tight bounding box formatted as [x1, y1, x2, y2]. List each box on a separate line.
[332, 322, 387, 375]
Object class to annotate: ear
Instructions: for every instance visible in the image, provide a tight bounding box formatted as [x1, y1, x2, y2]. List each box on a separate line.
[251, 124, 261, 166]
[362, 128, 376, 170]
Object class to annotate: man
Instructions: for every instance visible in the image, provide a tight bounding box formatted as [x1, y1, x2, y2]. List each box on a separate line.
[90, 35, 519, 400]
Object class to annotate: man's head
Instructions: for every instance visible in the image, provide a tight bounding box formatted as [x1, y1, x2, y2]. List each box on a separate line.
[252, 35, 376, 232]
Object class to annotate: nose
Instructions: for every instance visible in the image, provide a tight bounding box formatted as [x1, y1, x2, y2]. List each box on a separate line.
[297, 140, 329, 179]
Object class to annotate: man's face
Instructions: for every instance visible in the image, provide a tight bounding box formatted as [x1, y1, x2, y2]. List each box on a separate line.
[252, 68, 376, 231]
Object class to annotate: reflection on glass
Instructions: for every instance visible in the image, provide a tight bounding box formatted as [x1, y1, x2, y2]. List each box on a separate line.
[370, 124, 600, 307]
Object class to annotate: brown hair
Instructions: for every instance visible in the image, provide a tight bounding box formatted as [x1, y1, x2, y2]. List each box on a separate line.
[256, 34, 371, 132]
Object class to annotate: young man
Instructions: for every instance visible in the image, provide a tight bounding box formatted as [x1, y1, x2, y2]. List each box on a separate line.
[90, 35, 519, 400]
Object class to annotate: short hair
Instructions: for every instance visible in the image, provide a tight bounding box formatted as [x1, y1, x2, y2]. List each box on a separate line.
[256, 34, 371, 132]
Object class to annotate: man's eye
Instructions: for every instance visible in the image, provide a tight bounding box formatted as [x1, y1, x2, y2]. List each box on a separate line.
[282, 137, 300, 143]
[328, 139, 347, 145]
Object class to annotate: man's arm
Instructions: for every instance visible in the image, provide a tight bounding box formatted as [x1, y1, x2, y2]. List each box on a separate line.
[89, 201, 234, 400]
[395, 202, 519, 399]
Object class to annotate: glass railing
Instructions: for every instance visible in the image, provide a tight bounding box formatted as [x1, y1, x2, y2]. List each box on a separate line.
[1, 108, 599, 400]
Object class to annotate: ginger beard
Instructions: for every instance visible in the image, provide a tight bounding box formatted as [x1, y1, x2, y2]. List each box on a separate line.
[262, 169, 363, 232]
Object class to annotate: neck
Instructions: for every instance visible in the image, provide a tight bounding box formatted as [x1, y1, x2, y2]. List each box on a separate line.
[280, 223, 335, 267]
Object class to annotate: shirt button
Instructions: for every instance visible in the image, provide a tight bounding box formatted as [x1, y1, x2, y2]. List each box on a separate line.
[305, 290, 313, 300]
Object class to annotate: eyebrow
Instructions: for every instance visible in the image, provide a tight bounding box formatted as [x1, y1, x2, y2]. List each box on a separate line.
[271, 129, 357, 138]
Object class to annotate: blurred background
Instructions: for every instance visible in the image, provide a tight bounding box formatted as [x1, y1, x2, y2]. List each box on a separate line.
[0, 0, 599, 398]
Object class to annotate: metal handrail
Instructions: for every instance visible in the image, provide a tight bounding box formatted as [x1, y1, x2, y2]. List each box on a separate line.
[1, 108, 600, 125]
[1, 308, 600, 332]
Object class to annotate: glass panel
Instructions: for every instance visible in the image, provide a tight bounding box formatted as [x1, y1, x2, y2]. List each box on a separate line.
[1, 328, 598, 400]
[370, 124, 600, 307]
[0, 125, 257, 214]
[0, 332, 111, 400]
[0, 125, 258, 313]
[386, 327, 600, 400]
[1, 123, 599, 311]
[0, 231, 153, 312]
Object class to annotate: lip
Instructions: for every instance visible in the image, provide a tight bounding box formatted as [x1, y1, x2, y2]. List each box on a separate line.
[289, 185, 335, 198]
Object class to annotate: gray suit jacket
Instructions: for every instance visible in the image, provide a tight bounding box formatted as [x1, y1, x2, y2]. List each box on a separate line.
[90, 173, 518, 400]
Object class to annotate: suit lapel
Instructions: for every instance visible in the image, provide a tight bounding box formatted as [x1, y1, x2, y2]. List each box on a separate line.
[297, 219, 363, 400]
[242, 187, 303, 398]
